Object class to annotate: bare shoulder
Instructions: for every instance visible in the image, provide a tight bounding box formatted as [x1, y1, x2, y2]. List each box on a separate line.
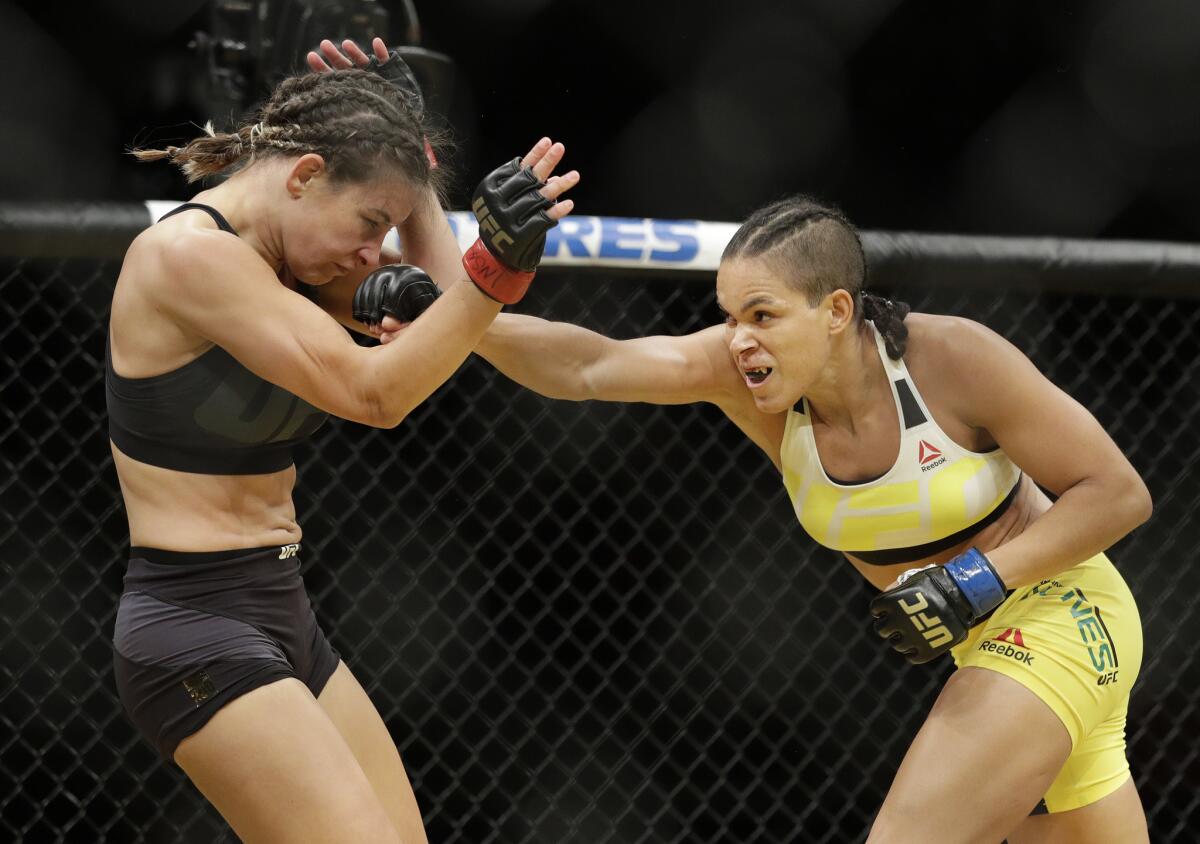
[686, 324, 751, 402]
[111, 217, 250, 371]
[686, 324, 788, 460]
[159, 217, 259, 285]
[120, 212, 250, 301]
[903, 311, 1048, 429]
[904, 312, 1028, 375]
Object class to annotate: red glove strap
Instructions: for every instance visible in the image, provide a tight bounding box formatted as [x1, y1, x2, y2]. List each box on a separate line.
[462, 239, 534, 305]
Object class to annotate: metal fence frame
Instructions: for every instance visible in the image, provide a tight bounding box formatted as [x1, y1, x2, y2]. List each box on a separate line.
[2, 203, 1198, 843]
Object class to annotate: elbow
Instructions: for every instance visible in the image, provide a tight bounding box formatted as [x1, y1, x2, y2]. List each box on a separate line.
[562, 376, 597, 402]
[1127, 474, 1153, 529]
[573, 361, 604, 402]
[1102, 470, 1152, 534]
[359, 388, 412, 428]
[344, 375, 413, 428]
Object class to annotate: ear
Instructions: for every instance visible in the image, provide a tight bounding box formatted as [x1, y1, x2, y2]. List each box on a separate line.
[824, 289, 856, 335]
[286, 153, 327, 199]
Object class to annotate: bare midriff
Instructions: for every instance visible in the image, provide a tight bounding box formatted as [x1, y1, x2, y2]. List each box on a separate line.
[112, 443, 302, 552]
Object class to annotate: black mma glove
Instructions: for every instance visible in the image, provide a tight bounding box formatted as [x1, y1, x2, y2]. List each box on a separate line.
[364, 48, 436, 166]
[352, 264, 441, 326]
[869, 548, 1008, 665]
[461, 157, 555, 304]
[365, 48, 425, 118]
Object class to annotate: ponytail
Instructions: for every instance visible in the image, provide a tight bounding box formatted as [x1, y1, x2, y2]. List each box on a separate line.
[859, 292, 910, 359]
[130, 122, 252, 183]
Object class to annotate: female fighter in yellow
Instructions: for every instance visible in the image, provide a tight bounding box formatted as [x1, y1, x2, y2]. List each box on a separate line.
[368, 195, 1151, 842]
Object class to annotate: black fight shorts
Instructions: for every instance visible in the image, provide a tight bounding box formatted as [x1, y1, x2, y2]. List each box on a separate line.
[112, 544, 340, 761]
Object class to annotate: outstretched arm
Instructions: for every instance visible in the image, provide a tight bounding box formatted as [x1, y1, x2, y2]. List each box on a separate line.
[475, 315, 742, 405]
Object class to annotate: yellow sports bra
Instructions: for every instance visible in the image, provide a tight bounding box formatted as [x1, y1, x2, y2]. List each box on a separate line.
[781, 323, 1022, 565]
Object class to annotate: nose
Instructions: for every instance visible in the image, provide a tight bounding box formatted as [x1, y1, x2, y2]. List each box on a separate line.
[356, 239, 383, 267]
[728, 323, 757, 355]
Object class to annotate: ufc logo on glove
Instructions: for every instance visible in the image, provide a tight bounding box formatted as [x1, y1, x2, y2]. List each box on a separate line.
[898, 594, 954, 648]
[472, 196, 515, 254]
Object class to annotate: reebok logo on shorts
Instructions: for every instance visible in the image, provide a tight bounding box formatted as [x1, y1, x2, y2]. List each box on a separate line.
[994, 627, 1025, 647]
[978, 628, 1034, 664]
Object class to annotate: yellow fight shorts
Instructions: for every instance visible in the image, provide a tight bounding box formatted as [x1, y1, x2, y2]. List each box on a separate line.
[950, 552, 1143, 813]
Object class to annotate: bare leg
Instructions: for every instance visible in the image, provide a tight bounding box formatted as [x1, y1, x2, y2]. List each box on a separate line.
[867, 667, 1071, 844]
[318, 661, 429, 844]
[174, 677, 401, 844]
[1007, 777, 1149, 843]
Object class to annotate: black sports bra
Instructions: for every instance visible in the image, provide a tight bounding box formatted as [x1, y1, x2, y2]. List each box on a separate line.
[105, 203, 328, 475]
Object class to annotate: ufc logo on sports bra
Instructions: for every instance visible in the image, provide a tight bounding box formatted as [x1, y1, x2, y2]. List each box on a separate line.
[899, 593, 954, 648]
[279, 544, 300, 559]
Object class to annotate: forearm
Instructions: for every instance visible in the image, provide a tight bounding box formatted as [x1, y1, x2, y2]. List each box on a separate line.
[475, 313, 604, 401]
[396, 187, 464, 291]
[363, 281, 501, 425]
[987, 476, 1152, 588]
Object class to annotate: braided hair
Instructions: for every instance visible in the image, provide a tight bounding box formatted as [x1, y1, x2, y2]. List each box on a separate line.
[722, 195, 910, 358]
[132, 69, 446, 199]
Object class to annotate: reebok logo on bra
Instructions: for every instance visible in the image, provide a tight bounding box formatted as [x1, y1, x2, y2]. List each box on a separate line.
[918, 440, 946, 471]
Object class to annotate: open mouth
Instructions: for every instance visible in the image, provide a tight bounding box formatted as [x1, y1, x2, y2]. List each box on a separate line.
[744, 366, 773, 386]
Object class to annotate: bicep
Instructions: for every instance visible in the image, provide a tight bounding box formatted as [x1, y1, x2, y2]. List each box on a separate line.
[588, 325, 743, 405]
[156, 233, 375, 422]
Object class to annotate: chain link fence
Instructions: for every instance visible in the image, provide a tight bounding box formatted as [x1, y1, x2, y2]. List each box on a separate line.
[2, 209, 1198, 842]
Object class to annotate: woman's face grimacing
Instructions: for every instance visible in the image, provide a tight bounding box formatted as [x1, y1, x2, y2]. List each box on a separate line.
[281, 157, 420, 284]
[716, 256, 843, 414]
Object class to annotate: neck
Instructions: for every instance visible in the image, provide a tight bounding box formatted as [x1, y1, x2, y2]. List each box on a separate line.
[804, 322, 889, 434]
[192, 163, 287, 274]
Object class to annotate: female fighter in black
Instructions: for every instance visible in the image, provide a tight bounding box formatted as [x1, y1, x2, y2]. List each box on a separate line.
[108, 39, 578, 842]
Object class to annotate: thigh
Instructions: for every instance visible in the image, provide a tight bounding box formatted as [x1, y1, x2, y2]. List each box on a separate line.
[318, 661, 429, 844]
[174, 677, 400, 844]
[1008, 777, 1149, 844]
[867, 666, 1072, 844]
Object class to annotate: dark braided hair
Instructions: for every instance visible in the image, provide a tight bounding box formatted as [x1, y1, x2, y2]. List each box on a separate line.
[722, 195, 910, 358]
[858, 291, 910, 359]
[132, 69, 447, 200]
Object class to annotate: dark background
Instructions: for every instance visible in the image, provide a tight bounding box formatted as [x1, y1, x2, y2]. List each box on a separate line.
[3, 2, 1200, 842]
[4, 0, 1200, 240]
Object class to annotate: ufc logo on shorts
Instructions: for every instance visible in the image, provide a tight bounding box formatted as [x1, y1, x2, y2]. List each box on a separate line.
[898, 593, 954, 648]
[278, 544, 300, 559]
[472, 196, 514, 255]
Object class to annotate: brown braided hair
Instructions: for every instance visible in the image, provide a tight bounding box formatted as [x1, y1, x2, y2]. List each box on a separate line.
[722, 195, 910, 358]
[132, 69, 447, 200]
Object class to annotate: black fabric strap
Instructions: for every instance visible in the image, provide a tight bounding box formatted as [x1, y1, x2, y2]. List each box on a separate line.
[159, 202, 238, 234]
